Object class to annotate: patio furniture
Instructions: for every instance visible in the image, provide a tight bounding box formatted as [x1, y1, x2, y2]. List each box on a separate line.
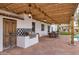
[48, 31, 59, 38]
[48, 32, 52, 37]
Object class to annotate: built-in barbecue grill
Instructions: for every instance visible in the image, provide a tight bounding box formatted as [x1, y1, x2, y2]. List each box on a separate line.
[16, 28, 39, 48]
[17, 28, 36, 38]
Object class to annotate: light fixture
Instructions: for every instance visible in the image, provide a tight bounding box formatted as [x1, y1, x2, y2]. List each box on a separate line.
[44, 20, 47, 21]
[28, 11, 32, 18]
[28, 4, 32, 18]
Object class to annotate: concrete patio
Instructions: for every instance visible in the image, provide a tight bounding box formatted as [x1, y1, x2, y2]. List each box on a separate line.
[0, 35, 79, 55]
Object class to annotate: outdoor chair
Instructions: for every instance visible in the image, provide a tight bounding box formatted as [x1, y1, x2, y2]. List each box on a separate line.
[48, 31, 59, 38]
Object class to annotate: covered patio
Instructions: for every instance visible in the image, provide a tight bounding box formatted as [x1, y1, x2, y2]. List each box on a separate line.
[1, 35, 79, 55]
[0, 3, 78, 55]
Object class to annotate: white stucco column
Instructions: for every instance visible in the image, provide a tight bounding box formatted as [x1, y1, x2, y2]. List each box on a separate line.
[0, 17, 3, 51]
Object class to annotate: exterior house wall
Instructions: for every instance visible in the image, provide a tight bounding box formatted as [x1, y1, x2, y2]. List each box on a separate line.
[31, 18, 49, 36]
[0, 11, 51, 51]
[19, 14, 50, 36]
[0, 16, 3, 51]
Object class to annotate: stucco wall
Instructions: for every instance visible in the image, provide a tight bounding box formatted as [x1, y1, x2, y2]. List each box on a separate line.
[17, 14, 50, 36]
[0, 16, 3, 51]
[0, 12, 51, 51]
[31, 18, 49, 36]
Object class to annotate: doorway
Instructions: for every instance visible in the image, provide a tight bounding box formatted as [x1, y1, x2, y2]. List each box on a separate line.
[3, 18, 17, 49]
[32, 22, 35, 32]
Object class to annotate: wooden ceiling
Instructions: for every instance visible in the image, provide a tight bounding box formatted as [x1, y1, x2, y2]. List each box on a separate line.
[0, 3, 78, 24]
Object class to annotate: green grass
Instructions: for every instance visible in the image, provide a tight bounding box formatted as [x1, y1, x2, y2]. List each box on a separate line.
[60, 32, 71, 35]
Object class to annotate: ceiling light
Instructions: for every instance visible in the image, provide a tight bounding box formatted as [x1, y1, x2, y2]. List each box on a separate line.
[28, 4, 32, 18]
[44, 20, 47, 21]
[28, 13, 32, 18]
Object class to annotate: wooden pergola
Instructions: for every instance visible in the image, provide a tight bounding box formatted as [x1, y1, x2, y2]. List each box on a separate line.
[0, 3, 78, 45]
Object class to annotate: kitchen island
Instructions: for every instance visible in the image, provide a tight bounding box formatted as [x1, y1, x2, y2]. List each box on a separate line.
[17, 34, 39, 48]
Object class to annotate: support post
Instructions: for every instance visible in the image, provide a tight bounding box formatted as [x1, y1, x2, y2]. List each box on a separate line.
[71, 17, 74, 45]
[68, 24, 71, 35]
[67, 22, 71, 45]
[57, 24, 60, 32]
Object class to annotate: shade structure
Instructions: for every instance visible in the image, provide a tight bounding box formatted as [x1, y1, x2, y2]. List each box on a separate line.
[0, 3, 78, 24]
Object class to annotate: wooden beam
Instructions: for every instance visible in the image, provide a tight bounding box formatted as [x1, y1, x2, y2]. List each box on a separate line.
[32, 16, 51, 24]
[71, 16, 74, 44]
[0, 12, 24, 20]
[33, 4, 58, 23]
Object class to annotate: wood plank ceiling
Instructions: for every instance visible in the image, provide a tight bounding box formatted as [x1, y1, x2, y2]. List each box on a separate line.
[0, 3, 78, 24]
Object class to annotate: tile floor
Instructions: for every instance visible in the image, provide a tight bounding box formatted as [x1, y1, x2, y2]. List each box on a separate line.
[0, 35, 79, 55]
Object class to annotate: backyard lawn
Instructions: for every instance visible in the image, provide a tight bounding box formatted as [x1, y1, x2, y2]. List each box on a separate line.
[60, 32, 71, 35]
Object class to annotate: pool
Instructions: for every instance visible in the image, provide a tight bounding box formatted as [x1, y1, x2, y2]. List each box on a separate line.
[74, 34, 79, 41]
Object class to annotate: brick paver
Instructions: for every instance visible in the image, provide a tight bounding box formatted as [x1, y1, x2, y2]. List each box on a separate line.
[0, 35, 79, 55]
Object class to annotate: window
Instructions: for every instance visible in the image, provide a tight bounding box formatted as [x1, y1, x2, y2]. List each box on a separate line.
[41, 24, 44, 31]
[48, 26, 50, 32]
[32, 22, 35, 32]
